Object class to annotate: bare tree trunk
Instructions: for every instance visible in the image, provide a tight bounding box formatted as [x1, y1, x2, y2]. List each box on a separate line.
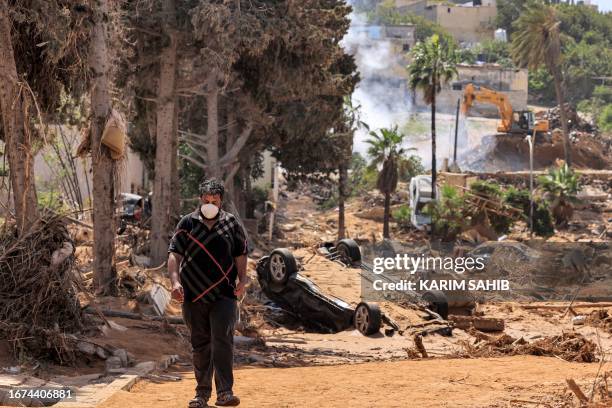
[431, 93, 437, 201]
[552, 68, 572, 167]
[0, 4, 38, 234]
[150, 0, 178, 267]
[338, 162, 347, 240]
[383, 191, 391, 239]
[170, 99, 180, 215]
[225, 106, 237, 205]
[245, 169, 254, 219]
[89, 0, 116, 293]
[206, 71, 220, 179]
[236, 165, 248, 218]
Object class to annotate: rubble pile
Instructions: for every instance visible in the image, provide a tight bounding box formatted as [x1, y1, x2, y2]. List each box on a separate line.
[0, 213, 86, 362]
[459, 331, 598, 363]
[541, 104, 594, 133]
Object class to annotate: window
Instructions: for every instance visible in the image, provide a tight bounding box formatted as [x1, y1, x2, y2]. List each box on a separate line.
[447, 7, 451, 13]
[452, 83, 462, 91]
[402, 43, 410, 51]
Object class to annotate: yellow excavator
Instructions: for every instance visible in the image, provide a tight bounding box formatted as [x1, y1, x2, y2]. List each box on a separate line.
[461, 83, 549, 135]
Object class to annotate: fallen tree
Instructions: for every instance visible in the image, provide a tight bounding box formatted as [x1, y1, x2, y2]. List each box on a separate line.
[0, 212, 85, 362]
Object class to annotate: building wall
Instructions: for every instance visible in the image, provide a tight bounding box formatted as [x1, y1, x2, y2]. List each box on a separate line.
[432, 4, 497, 43]
[252, 150, 277, 190]
[395, 0, 497, 43]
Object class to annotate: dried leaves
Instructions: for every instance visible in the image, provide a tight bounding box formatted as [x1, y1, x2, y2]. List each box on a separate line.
[0, 212, 85, 362]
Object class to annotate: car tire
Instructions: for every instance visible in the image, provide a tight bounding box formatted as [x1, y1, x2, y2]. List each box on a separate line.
[268, 248, 298, 286]
[336, 239, 361, 265]
[422, 290, 449, 320]
[354, 302, 382, 336]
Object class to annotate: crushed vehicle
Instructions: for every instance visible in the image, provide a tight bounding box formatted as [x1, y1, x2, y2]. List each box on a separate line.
[256, 239, 455, 336]
[409, 175, 438, 230]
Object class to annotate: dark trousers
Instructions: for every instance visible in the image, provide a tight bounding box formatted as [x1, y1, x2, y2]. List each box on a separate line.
[182, 296, 237, 399]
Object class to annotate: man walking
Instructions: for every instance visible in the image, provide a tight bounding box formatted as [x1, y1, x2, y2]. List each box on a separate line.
[168, 179, 248, 407]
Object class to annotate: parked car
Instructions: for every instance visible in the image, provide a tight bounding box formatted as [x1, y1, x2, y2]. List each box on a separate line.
[117, 192, 152, 233]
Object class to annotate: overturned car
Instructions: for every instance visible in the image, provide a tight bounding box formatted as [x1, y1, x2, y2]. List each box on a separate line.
[256, 239, 454, 336]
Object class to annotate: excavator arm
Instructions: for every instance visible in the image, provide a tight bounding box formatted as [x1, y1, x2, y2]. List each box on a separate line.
[461, 83, 514, 133]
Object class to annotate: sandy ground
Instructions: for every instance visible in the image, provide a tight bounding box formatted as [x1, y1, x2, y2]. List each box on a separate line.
[99, 356, 600, 408]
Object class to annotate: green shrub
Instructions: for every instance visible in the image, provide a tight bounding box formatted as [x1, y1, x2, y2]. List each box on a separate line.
[349, 152, 378, 195]
[598, 104, 612, 132]
[250, 186, 269, 211]
[533, 203, 555, 237]
[470, 180, 513, 234]
[38, 191, 69, 212]
[398, 155, 425, 183]
[503, 186, 555, 237]
[538, 164, 580, 201]
[426, 185, 467, 241]
[392, 205, 412, 229]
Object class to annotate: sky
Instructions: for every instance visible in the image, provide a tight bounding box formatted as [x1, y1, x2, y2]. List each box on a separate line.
[592, 0, 612, 12]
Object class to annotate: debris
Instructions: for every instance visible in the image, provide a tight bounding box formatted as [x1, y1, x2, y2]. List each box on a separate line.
[108, 320, 128, 332]
[49, 373, 103, 387]
[147, 283, 171, 316]
[77, 341, 96, 356]
[51, 242, 74, 267]
[84, 307, 184, 324]
[520, 303, 612, 310]
[458, 332, 598, 362]
[95, 346, 108, 360]
[572, 315, 586, 326]
[413, 334, 428, 358]
[105, 356, 123, 372]
[0, 213, 84, 361]
[131, 254, 152, 268]
[449, 316, 505, 332]
[112, 348, 129, 367]
[128, 361, 156, 375]
[565, 378, 589, 403]
[101, 108, 127, 160]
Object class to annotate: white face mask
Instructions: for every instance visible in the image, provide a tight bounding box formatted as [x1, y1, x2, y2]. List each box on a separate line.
[201, 203, 220, 220]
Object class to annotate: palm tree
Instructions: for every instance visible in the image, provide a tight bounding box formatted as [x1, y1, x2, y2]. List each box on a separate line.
[365, 126, 407, 239]
[511, 1, 571, 166]
[408, 34, 458, 201]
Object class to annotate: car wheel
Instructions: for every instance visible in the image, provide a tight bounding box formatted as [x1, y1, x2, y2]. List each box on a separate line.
[354, 302, 382, 336]
[422, 290, 449, 320]
[336, 239, 361, 265]
[268, 248, 297, 285]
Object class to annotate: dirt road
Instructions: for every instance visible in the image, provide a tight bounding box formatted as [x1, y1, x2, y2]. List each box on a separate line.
[99, 356, 599, 407]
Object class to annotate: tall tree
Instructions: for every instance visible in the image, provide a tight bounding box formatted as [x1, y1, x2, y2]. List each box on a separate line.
[0, 3, 38, 234]
[408, 34, 458, 201]
[511, 1, 572, 166]
[89, 0, 117, 292]
[1, 1, 90, 233]
[149, 0, 178, 267]
[365, 126, 407, 239]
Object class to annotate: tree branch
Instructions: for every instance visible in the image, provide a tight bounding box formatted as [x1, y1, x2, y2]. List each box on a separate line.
[218, 122, 253, 166]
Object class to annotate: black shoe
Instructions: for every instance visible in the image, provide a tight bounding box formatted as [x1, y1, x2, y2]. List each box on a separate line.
[188, 396, 208, 408]
[215, 392, 240, 406]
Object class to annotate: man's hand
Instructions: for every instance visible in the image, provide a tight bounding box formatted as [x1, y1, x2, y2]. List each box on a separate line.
[171, 281, 184, 302]
[234, 277, 249, 298]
